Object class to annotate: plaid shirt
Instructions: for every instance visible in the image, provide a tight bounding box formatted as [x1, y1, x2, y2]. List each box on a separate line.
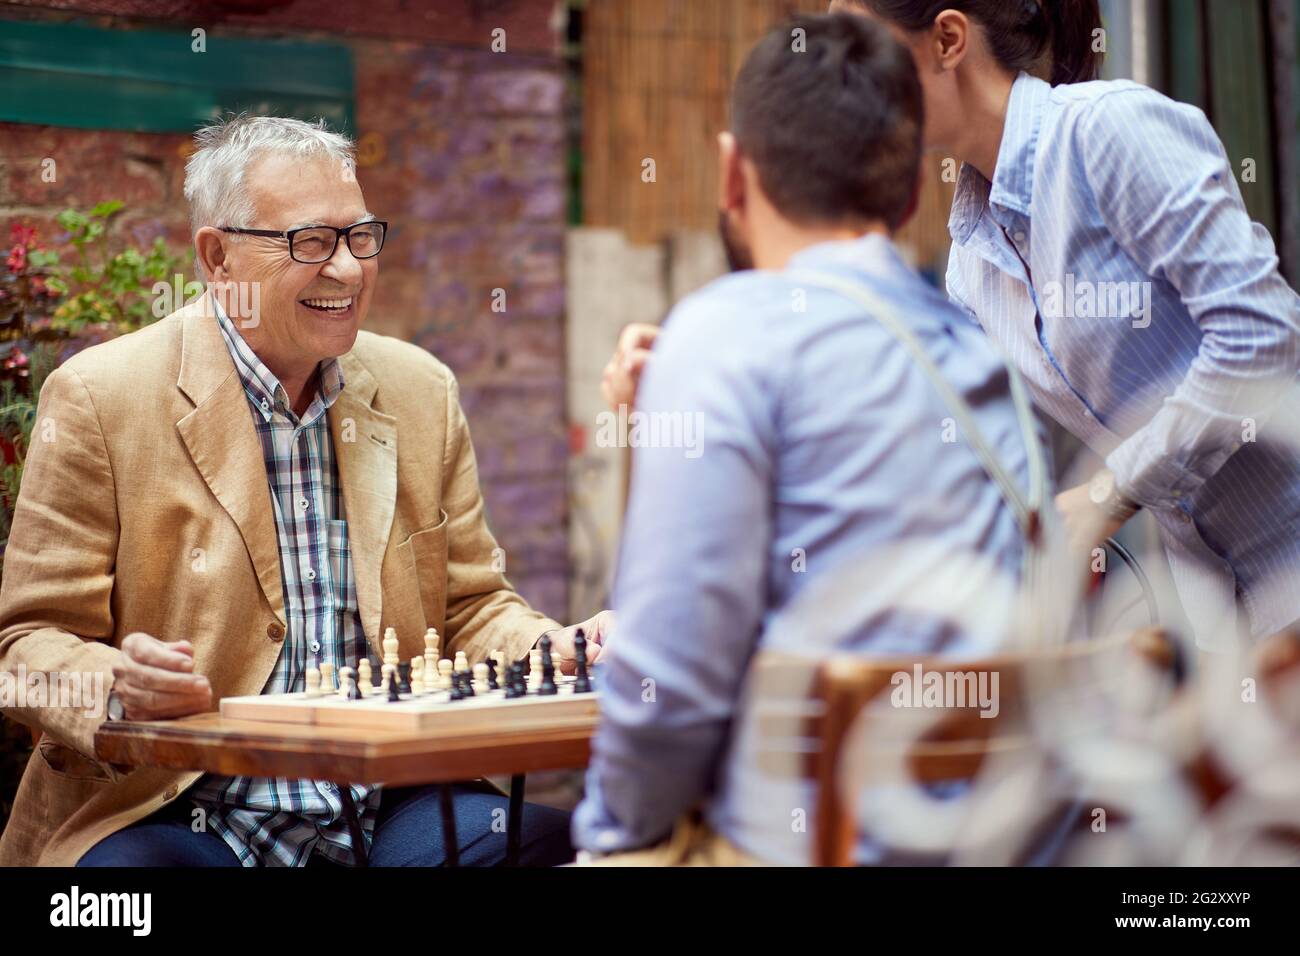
[189, 304, 382, 866]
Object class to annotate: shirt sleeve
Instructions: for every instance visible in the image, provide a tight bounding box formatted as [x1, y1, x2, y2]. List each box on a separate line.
[572, 295, 778, 853]
[1077, 88, 1300, 508]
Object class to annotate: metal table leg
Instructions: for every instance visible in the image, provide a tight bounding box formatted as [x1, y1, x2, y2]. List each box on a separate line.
[506, 773, 525, 866]
[440, 783, 460, 867]
[338, 785, 369, 867]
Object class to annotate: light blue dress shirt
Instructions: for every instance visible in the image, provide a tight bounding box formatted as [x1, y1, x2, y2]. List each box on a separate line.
[947, 72, 1300, 643]
[573, 234, 1043, 863]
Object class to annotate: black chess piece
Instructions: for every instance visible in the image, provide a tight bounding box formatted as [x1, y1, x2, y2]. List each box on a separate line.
[347, 674, 364, 700]
[460, 671, 475, 698]
[448, 673, 463, 701]
[573, 628, 592, 694]
[387, 669, 402, 702]
[539, 635, 558, 697]
[508, 662, 526, 698]
[486, 657, 499, 691]
[396, 663, 412, 695]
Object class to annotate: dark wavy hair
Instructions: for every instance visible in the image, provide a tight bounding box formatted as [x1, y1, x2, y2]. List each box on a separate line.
[846, 0, 1103, 85]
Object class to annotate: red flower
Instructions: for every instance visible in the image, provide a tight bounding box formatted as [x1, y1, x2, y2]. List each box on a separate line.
[3, 346, 29, 371]
[6, 245, 26, 274]
[8, 223, 36, 248]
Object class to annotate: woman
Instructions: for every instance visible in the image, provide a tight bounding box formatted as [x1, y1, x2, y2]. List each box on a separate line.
[605, 1, 1300, 645]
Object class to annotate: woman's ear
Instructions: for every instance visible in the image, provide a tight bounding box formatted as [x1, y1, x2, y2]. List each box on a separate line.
[931, 9, 970, 71]
[193, 226, 229, 282]
[717, 131, 745, 213]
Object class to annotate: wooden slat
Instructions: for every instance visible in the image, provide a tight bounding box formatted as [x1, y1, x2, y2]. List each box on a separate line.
[579, 0, 956, 278]
[96, 711, 597, 786]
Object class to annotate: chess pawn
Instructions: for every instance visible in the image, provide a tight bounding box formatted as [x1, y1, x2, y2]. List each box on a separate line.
[358, 658, 373, 697]
[454, 651, 469, 675]
[319, 661, 336, 694]
[305, 665, 322, 698]
[337, 666, 355, 700]
[438, 659, 454, 691]
[383, 627, 400, 669]
[490, 648, 504, 677]
[381, 663, 395, 695]
[473, 662, 489, 695]
[410, 656, 425, 694]
[528, 649, 543, 692]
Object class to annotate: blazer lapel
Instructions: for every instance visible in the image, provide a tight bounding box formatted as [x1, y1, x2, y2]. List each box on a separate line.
[330, 352, 398, 644]
[175, 297, 285, 625]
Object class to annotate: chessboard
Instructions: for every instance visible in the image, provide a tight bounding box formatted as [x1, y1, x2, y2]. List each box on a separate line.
[220, 626, 599, 734]
[219, 676, 598, 733]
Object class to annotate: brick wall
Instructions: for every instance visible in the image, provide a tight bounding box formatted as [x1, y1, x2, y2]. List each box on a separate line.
[0, 1, 571, 617]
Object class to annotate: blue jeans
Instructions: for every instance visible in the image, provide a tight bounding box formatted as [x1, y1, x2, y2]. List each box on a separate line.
[77, 782, 573, 867]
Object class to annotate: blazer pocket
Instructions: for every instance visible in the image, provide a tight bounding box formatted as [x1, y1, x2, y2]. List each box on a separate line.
[37, 738, 113, 783]
[403, 509, 449, 631]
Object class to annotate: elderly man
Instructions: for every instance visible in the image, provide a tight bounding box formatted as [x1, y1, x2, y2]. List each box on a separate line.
[0, 115, 607, 867]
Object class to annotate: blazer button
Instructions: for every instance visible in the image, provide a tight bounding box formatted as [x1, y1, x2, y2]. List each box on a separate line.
[267, 622, 285, 642]
[164, 784, 178, 801]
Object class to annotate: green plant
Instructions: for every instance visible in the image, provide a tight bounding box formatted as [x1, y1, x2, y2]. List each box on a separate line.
[49, 200, 188, 335]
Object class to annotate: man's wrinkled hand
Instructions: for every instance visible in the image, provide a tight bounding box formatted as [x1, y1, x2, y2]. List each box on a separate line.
[111, 632, 212, 721]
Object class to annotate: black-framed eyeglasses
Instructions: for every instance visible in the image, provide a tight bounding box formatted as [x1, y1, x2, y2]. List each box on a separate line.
[219, 220, 388, 264]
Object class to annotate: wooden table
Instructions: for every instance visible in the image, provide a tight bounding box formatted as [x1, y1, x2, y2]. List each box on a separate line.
[95, 711, 598, 866]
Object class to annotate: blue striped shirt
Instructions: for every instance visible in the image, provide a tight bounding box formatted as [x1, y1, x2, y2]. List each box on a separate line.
[947, 72, 1300, 644]
[189, 305, 380, 866]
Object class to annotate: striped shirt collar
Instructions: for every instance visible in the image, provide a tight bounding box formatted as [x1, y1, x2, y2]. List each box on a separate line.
[212, 298, 346, 425]
[949, 71, 1051, 241]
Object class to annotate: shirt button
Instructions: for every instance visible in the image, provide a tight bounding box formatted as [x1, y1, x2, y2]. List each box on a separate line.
[311, 641, 321, 653]
[297, 498, 309, 512]
[1014, 230, 1026, 243]
[260, 398, 270, 411]
[267, 621, 285, 642]
[305, 567, 316, 581]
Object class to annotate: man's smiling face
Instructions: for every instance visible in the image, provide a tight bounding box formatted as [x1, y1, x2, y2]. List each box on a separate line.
[222, 151, 377, 372]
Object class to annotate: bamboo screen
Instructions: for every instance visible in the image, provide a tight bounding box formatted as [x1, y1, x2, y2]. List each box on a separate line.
[581, 0, 957, 275]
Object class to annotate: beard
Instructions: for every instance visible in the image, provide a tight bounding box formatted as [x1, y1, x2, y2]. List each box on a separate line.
[718, 210, 754, 273]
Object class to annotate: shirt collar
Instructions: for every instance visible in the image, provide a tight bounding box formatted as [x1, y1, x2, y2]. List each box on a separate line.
[786, 231, 911, 280]
[949, 71, 1050, 242]
[212, 297, 345, 425]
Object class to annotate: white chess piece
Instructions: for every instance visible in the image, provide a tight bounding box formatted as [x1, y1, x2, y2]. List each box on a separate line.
[305, 665, 322, 698]
[410, 656, 425, 694]
[424, 628, 440, 692]
[383, 627, 400, 670]
[319, 661, 336, 694]
[473, 662, 488, 694]
[528, 649, 542, 691]
[381, 663, 395, 696]
[358, 659, 373, 697]
[438, 659, 454, 690]
[454, 651, 468, 676]
[337, 666, 355, 700]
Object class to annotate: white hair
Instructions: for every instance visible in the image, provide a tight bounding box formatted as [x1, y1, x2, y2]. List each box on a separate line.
[184, 115, 356, 274]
